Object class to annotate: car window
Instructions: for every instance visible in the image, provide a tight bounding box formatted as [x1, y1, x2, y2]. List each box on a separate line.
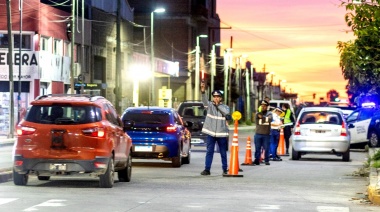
[123, 113, 170, 124]
[299, 111, 342, 125]
[25, 105, 102, 124]
[359, 109, 374, 121]
[346, 111, 359, 122]
[181, 106, 205, 117]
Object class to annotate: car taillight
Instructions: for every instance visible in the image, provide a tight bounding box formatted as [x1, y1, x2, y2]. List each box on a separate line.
[16, 126, 36, 135]
[341, 122, 347, 136]
[166, 126, 176, 132]
[14, 160, 23, 166]
[294, 122, 301, 135]
[82, 127, 106, 138]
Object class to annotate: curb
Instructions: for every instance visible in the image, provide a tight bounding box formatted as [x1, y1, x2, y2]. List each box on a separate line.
[0, 168, 12, 183]
[368, 148, 380, 205]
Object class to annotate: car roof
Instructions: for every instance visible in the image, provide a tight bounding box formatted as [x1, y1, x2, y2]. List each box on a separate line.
[30, 94, 106, 106]
[301, 107, 344, 113]
[125, 107, 174, 112]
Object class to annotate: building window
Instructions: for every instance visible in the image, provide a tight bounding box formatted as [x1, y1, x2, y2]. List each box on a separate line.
[53, 39, 62, 55]
[64, 41, 70, 57]
[0, 33, 32, 50]
[41, 36, 51, 52]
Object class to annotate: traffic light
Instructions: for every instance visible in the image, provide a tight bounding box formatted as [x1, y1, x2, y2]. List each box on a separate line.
[313, 93, 316, 99]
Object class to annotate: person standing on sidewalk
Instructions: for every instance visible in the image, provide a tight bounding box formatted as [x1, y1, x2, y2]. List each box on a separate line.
[269, 107, 284, 161]
[253, 100, 273, 165]
[282, 103, 294, 155]
[200, 82, 230, 176]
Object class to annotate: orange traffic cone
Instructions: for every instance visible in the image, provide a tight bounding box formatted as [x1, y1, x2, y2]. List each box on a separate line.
[224, 120, 243, 177]
[241, 136, 254, 166]
[277, 128, 285, 156]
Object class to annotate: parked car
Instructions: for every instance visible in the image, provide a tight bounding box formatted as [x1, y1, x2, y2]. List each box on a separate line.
[177, 100, 207, 146]
[292, 107, 350, 161]
[346, 106, 379, 148]
[13, 94, 132, 188]
[121, 107, 191, 167]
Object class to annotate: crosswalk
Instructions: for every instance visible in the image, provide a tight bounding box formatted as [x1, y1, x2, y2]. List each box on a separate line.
[0, 198, 352, 211]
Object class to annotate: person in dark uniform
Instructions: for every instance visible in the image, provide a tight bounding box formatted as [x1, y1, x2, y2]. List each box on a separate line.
[253, 100, 273, 165]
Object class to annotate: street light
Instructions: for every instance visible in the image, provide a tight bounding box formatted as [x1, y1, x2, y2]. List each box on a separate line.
[195, 34, 208, 100]
[211, 43, 222, 92]
[151, 8, 165, 106]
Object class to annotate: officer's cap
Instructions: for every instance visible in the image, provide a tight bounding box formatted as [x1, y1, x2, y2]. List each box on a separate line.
[212, 90, 223, 97]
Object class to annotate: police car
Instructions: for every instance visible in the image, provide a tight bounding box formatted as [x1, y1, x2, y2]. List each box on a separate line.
[346, 103, 379, 148]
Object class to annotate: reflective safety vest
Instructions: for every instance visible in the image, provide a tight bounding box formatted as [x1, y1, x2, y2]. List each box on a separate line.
[284, 109, 292, 124]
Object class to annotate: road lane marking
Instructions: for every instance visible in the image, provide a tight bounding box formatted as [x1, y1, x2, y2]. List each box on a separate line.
[317, 206, 349, 212]
[0, 198, 18, 205]
[23, 199, 67, 211]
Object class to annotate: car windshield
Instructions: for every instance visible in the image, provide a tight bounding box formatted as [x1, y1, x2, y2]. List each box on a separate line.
[25, 105, 102, 124]
[299, 111, 342, 125]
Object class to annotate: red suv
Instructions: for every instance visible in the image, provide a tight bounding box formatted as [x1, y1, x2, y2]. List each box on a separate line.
[13, 94, 132, 188]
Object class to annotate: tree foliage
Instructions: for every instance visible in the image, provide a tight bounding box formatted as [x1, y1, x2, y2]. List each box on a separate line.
[327, 89, 340, 102]
[338, 0, 380, 105]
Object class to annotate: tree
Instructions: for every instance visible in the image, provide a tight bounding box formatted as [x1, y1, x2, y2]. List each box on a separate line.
[338, 0, 380, 106]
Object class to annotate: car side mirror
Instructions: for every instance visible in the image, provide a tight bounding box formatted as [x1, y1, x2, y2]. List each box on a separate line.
[123, 120, 134, 130]
[348, 123, 355, 129]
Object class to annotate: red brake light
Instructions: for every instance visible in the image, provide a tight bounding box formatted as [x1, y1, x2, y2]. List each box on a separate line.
[82, 127, 106, 138]
[17, 126, 36, 135]
[166, 126, 176, 132]
[14, 160, 23, 166]
[340, 122, 347, 136]
[294, 122, 301, 135]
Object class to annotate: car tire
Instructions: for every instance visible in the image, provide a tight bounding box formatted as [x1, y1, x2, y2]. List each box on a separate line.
[291, 147, 300, 160]
[13, 169, 28, 186]
[38, 176, 50, 181]
[99, 158, 114, 188]
[172, 148, 182, 168]
[118, 154, 132, 182]
[182, 150, 191, 164]
[369, 131, 379, 147]
[342, 149, 350, 162]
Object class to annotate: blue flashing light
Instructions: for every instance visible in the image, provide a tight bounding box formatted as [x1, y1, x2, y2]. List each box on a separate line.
[361, 102, 376, 108]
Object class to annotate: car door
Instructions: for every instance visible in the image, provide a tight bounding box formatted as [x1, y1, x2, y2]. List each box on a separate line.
[347, 109, 373, 144]
[347, 111, 359, 143]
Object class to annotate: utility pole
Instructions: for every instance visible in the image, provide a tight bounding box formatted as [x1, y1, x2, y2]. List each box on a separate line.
[115, 0, 121, 113]
[245, 68, 251, 123]
[6, 0, 15, 138]
[70, 0, 76, 94]
[18, 0, 23, 124]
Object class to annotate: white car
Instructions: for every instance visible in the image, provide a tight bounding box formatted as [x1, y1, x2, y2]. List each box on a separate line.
[292, 107, 350, 161]
[346, 107, 379, 148]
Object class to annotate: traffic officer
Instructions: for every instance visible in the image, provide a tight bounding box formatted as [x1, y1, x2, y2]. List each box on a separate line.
[253, 100, 273, 165]
[270, 107, 284, 161]
[282, 103, 294, 155]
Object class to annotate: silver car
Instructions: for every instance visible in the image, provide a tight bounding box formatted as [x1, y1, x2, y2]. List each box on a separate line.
[292, 107, 350, 161]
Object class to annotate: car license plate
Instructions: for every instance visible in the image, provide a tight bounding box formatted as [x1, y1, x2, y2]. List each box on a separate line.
[135, 146, 152, 152]
[49, 163, 67, 171]
[191, 138, 205, 144]
[315, 130, 325, 133]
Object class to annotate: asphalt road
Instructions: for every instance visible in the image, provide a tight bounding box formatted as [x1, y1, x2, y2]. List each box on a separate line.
[0, 130, 378, 211]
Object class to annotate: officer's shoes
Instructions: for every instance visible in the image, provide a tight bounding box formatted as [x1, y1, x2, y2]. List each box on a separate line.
[201, 170, 210, 175]
[253, 159, 260, 165]
[223, 169, 228, 175]
[265, 162, 270, 165]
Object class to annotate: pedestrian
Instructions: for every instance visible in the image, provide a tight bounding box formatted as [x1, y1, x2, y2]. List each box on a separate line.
[200, 82, 230, 176]
[270, 107, 284, 161]
[281, 103, 295, 155]
[253, 100, 273, 165]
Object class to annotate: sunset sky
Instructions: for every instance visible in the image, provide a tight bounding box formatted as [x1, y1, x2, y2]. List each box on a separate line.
[217, 0, 356, 102]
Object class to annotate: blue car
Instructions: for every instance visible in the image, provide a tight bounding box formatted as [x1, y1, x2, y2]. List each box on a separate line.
[121, 107, 191, 167]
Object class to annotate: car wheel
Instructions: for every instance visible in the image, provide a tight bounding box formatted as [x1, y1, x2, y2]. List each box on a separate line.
[118, 154, 132, 182]
[99, 158, 114, 188]
[13, 169, 28, 186]
[369, 131, 379, 147]
[172, 148, 182, 168]
[182, 150, 191, 164]
[38, 176, 50, 181]
[342, 149, 350, 162]
[291, 147, 300, 160]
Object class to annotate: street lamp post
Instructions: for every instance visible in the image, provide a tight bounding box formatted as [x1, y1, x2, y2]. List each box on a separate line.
[211, 43, 221, 93]
[151, 8, 165, 106]
[195, 34, 208, 100]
